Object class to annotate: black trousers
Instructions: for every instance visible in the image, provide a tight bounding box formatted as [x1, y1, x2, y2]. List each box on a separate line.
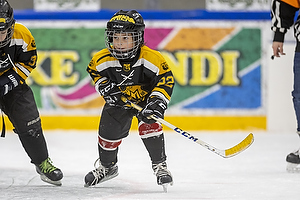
[0, 84, 48, 165]
[99, 104, 137, 140]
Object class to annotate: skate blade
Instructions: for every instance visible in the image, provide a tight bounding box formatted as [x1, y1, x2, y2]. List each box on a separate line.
[286, 163, 300, 173]
[161, 182, 173, 193]
[162, 184, 168, 193]
[40, 174, 62, 186]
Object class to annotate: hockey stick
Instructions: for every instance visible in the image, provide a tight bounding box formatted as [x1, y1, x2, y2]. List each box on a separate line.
[121, 96, 254, 158]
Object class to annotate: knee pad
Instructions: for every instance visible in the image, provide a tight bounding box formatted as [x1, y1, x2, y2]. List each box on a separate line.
[98, 135, 122, 151]
[14, 128, 42, 138]
[138, 122, 163, 139]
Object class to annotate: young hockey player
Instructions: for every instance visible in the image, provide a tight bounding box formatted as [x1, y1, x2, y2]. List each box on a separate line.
[0, 0, 63, 185]
[271, 0, 300, 172]
[85, 10, 174, 191]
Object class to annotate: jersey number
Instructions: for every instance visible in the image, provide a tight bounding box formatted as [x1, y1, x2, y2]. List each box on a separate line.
[157, 76, 174, 88]
[28, 55, 37, 67]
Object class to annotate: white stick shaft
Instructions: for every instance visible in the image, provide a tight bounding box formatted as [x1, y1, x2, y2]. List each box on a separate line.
[121, 97, 254, 158]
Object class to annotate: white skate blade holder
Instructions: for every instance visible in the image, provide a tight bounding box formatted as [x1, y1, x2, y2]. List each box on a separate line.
[162, 183, 168, 193]
[40, 174, 62, 186]
[161, 181, 173, 193]
[84, 172, 119, 187]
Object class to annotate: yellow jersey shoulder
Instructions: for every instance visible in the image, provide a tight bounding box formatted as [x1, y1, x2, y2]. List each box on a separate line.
[140, 45, 171, 73]
[140, 45, 165, 61]
[92, 48, 117, 64]
[12, 23, 33, 39]
[12, 23, 36, 51]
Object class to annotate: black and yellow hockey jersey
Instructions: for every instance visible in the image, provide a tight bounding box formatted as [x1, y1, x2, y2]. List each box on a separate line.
[0, 22, 37, 81]
[87, 45, 174, 105]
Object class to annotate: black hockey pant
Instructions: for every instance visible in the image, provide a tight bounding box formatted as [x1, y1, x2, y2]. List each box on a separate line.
[0, 84, 48, 165]
[98, 104, 167, 167]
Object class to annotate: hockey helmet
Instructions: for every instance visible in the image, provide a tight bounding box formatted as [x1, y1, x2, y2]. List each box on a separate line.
[105, 10, 145, 59]
[0, 0, 15, 48]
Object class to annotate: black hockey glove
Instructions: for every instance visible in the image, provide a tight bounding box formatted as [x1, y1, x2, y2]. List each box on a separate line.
[137, 96, 167, 124]
[0, 69, 21, 97]
[97, 80, 125, 107]
[103, 89, 125, 107]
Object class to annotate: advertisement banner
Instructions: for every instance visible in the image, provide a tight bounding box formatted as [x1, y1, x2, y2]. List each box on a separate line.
[15, 20, 267, 131]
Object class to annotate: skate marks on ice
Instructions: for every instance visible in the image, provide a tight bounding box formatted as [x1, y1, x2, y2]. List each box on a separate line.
[0, 168, 39, 189]
[0, 171, 170, 200]
[1, 131, 300, 199]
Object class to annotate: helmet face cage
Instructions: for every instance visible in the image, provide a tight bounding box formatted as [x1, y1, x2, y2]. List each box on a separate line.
[105, 30, 143, 59]
[105, 10, 145, 59]
[0, 0, 15, 48]
[0, 23, 14, 48]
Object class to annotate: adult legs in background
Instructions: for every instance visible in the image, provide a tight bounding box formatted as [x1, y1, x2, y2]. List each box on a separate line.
[287, 52, 300, 171]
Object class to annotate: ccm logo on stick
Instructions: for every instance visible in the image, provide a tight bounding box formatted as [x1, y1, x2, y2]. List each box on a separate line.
[174, 128, 198, 142]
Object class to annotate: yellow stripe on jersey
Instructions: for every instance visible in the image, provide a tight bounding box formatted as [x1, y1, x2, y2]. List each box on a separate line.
[0, 62, 32, 81]
[88, 49, 118, 72]
[94, 49, 117, 66]
[87, 48, 117, 82]
[14, 62, 32, 80]
[282, 0, 300, 8]
[151, 87, 171, 102]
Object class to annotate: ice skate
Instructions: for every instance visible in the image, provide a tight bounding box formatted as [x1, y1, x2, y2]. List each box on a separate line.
[152, 161, 173, 192]
[84, 159, 118, 187]
[35, 157, 63, 186]
[286, 149, 300, 172]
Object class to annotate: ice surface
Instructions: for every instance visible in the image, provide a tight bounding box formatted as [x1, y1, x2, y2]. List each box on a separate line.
[1, 130, 299, 200]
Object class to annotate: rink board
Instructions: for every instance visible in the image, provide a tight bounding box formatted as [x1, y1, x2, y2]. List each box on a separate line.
[11, 10, 270, 131]
[2, 115, 266, 131]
